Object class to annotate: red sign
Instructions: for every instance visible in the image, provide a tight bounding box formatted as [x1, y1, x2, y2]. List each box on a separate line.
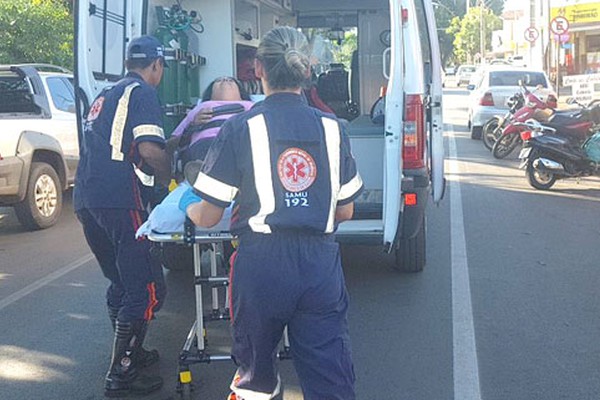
[524, 27, 539, 43]
[550, 16, 569, 35]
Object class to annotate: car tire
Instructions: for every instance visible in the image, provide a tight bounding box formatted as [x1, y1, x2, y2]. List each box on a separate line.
[394, 216, 426, 273]
[470, 125, 483, 140]
[14, 162, 63, 230]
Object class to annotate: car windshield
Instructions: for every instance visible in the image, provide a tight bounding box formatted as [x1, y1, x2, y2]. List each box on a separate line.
[489, 71, 547, 87]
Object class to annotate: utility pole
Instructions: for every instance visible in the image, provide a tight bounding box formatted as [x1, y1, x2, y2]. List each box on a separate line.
[480, 0, 484, 64]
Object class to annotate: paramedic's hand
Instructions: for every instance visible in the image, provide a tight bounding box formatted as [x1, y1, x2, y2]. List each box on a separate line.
[179, 188, 203, 214]
[165, 135, 182, 155]
[193, 108, 213, 125]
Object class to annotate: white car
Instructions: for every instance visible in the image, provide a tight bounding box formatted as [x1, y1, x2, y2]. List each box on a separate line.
[466, 66, 555, 139]
[456, 64, 477, 86]
[0, 64, 80, 229]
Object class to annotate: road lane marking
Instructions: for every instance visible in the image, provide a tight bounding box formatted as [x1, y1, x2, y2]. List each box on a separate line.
[0, 254, 94, 312]
[448, 126, 482, 400]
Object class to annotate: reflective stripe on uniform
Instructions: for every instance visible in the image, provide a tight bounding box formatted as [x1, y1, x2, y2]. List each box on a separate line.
[193, 172, 239, 204]
[247, 114, 275, 234]
[230, 372, 281, 400]
[322, 117, 341, 234]
[339, 173, 363, 202]
[133, 164, 155, 187]
[110, 82, 140, 161]
[133, 124, 165, 140]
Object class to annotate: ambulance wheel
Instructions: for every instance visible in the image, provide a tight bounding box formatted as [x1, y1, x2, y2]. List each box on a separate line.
[160, 243, 193, 271]
[394, 216, 426, 273]
[14, 162, 62, 230]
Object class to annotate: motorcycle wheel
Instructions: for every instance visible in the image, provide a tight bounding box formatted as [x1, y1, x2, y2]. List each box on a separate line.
[526, 157, 557, 190]
[482, 117, 503, 151]
[492, 132, 521, 159]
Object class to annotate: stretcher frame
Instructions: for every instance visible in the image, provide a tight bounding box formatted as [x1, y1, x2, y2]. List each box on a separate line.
[148, 224, 291, 398]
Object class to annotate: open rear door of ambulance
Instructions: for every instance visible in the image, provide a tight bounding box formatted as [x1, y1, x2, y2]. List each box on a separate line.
[74, 0, 146, 136]
[422, 0, 445, 203]
[382, 0, 405, 251]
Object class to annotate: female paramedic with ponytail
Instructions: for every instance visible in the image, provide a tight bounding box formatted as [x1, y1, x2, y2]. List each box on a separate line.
[179, 26, 363, 400]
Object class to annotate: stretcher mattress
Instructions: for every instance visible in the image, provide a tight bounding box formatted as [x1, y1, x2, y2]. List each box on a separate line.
[136, 183, 232, 239]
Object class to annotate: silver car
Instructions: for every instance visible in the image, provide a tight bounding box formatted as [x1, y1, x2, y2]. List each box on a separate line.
[456, 65, 477, 86]
[466, 66, 555, 139]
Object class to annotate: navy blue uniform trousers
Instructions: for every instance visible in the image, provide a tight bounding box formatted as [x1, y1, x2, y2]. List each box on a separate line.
[76, 208, 166, 322]
[230, 232, 355, 400]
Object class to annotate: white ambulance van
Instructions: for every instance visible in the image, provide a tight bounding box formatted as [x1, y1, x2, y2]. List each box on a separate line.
[75, 0, 445, 272]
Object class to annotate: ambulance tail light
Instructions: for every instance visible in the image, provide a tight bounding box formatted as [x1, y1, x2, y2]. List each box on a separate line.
[403, 94, 425, 169]
[404, 192, 417, 206]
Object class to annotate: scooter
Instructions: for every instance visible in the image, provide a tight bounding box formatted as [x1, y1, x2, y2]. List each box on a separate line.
[518, 106, 600, 190]
[491, 81, 558, 159]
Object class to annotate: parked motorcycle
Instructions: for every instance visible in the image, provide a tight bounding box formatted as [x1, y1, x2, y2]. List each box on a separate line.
[482, 92, 525, 150]
[518, 102, 600, 190]
[491, 82, 558, 159]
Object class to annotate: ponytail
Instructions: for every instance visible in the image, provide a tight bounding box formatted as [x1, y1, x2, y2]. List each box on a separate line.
[256, 27, 311, 90]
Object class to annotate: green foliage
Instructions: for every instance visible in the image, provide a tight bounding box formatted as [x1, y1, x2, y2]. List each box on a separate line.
[330, 31, 357, 69]
[0, 0, 73, 70]
[449, 6, 502, 64]
[433, 0, 462, 66]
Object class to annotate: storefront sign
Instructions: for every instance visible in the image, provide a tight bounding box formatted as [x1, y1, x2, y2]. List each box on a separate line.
[551, 3, 600, 26]
[563, 73, 600, 103]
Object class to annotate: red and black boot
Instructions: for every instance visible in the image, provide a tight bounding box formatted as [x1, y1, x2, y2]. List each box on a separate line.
[104, 319, 163, 398]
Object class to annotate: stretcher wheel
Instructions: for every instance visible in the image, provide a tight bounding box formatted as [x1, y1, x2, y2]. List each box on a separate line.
[179, 383, 193, 400]
[178, 370, 194, 400]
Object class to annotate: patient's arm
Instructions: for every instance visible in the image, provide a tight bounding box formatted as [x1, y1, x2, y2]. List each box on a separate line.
[186, 200, 225, 228]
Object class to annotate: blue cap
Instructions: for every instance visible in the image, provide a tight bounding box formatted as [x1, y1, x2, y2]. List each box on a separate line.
[126, 35, 165, 61]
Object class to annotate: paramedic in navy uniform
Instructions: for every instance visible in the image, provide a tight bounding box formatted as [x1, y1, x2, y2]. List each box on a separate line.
[180, 27, 363, 400]
[73, 35, 172, 397]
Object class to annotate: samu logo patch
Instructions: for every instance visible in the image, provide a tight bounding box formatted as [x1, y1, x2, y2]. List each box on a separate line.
[87, 96, 105, 122]
[277, 147, 317, 192]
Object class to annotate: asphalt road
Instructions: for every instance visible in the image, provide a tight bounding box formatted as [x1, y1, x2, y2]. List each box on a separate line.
[2, 88, 600, 400]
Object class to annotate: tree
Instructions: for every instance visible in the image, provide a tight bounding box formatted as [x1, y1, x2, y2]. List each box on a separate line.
[0, 0, 73, 69]
[449, 6, 502, 64]
[433, 0, 462, 67]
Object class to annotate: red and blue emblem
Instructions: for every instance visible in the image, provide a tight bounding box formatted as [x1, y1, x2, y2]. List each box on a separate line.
[277, 148, 317, 192]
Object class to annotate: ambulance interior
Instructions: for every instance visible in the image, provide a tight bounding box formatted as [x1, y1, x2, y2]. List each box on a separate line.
[151, 0, 390, 227]
[81, 0, 393, 233]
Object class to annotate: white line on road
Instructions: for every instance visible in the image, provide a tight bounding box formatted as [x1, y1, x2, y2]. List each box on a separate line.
[0, 253, 94, 312]
[448, 126, 482, 400]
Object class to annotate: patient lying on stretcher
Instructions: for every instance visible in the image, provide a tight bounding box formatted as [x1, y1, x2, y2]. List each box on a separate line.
[136, 78, 250, 237]
[171, 77, 253, 167]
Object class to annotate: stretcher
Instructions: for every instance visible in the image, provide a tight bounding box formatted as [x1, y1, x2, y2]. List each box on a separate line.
[147, 221, 292, 399]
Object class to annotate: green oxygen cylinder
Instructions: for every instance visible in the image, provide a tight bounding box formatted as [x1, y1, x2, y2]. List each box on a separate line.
[154, 26, 179, 106]
[186, 27, 201, 103]
[188, 54, 200, 103]
[154, 27, 181, 137]
[177, 30, 190, 106]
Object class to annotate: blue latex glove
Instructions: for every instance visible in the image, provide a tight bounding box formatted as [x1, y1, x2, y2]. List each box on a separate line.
[178, 187, 203, 213]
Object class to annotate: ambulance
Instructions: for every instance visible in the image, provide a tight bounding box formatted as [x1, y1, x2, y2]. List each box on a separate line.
[75, 0, 445, 272]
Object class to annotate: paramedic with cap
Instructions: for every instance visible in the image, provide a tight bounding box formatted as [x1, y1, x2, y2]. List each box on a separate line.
[180, 26, 363, 400]
[73, 35, 172, 397]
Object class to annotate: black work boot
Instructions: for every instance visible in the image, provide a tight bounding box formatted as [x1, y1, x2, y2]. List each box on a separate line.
[107, 306, 159, 368]
[104, 319, 163, 398]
